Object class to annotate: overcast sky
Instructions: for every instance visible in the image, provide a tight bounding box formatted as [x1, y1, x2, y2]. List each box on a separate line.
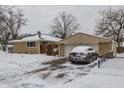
[14, 5, 123, 35]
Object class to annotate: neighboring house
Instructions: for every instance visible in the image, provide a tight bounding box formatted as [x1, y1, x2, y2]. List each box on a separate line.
[10, 32, 61, 56]
[117, 42, 124, 53]
[58, 32, 117, 57]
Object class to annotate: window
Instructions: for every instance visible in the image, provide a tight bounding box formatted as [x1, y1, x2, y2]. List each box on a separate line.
[27, 42, 36, 48]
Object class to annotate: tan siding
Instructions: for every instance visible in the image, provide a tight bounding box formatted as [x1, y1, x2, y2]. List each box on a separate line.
[13, 42, 39, 54]
[99, 42, 112, 56]
[58, 33, 111, 44]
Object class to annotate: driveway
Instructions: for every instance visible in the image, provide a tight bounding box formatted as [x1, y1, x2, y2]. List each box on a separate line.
[13, 59, 98, 87]
[0, 52, 98, 87]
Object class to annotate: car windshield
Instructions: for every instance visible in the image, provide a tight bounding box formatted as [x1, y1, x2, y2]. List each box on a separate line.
[80, 53, 85, 55]
[70, 53, 85, 57]
[70, 52, 77, 56]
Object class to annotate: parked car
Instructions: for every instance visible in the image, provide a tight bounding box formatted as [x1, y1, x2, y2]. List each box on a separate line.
[69, 46, 98, 64]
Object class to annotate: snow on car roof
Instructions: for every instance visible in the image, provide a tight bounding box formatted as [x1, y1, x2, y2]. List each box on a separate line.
[70, 46, 92, 53]
[9, 34, 62, 42]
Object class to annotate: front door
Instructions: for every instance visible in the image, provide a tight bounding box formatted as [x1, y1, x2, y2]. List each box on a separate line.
[40, 44, 46, 54]
[47, 44, 53, 55]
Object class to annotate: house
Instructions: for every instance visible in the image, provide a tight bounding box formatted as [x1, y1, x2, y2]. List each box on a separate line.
[10, 32, 61, 56]
[58, 32, 117, 57]
[117, 41, 124, 53]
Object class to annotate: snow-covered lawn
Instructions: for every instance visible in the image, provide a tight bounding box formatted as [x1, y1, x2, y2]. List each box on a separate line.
[0, 52, 124, 88]
[0, 51, 97, 88]
[0, 52, 63, 87]
[116, 53, 124, 57]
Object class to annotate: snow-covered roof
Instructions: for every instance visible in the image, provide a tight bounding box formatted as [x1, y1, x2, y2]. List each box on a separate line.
[78, 32, 112, 41]
[58, 32, 113, 44]
[0, 45, 13, 47]
[9, 34, 62, 43]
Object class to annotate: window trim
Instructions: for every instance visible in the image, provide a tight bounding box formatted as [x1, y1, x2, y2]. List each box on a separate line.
[26, 41, 36, 48]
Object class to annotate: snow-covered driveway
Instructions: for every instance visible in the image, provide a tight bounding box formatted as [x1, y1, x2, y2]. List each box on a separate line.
[0, 52, 97, 88]
[58, 54, 124, 88]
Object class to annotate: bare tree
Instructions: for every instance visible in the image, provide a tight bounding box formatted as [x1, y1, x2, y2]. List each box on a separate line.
[50, 12, 81, 39]
[0, 29, 11, 51]
[0, 6, 10, 51]
[0, 6, 27, 51]
[2, 8, 27, 40]
[95, 8, 124, 47]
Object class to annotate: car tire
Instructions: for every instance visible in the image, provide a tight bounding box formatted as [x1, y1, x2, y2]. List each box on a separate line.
[92, 56, 95, 62]
[71, 61, 75, 64]
[90, 58, 93, 63]
[94, 55, 97, 60]
[86, 58, 90, 64]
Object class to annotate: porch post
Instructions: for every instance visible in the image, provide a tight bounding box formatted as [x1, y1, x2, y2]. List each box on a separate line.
[38, 41, 40, 54]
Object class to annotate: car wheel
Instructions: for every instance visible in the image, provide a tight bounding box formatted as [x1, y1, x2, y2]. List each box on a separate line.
[94, 55, 97, 60]
[86, 58, 90, 64]
[71, 61, 75, 64]
[90, 58, 93, 63]
[92, 56, 95, 61]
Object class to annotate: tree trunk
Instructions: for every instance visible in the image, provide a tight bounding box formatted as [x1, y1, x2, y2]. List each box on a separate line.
[2, 45, 7, 51]
[0, 41, 8, 52]
[116, 35, 121, 53]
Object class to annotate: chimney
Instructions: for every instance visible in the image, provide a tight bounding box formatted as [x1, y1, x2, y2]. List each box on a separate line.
[37, 31, 41, 39]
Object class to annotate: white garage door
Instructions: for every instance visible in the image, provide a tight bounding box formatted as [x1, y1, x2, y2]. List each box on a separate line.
[64, 44, 98, 57]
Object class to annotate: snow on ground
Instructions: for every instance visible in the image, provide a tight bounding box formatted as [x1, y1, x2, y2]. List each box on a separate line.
[0, 51, 97, 88]
[57, 54, 124, 88]
[0, 51, 62, 87]
[116, 53, 124, 57]
[0, 51, 61, 69]
[0, 51, 124, 88]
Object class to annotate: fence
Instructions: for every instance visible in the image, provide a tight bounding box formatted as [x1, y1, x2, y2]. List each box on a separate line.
[98, 52, 113, 68]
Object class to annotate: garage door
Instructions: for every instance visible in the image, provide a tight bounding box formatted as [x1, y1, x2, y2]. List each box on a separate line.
[64, 44, 98, 57]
